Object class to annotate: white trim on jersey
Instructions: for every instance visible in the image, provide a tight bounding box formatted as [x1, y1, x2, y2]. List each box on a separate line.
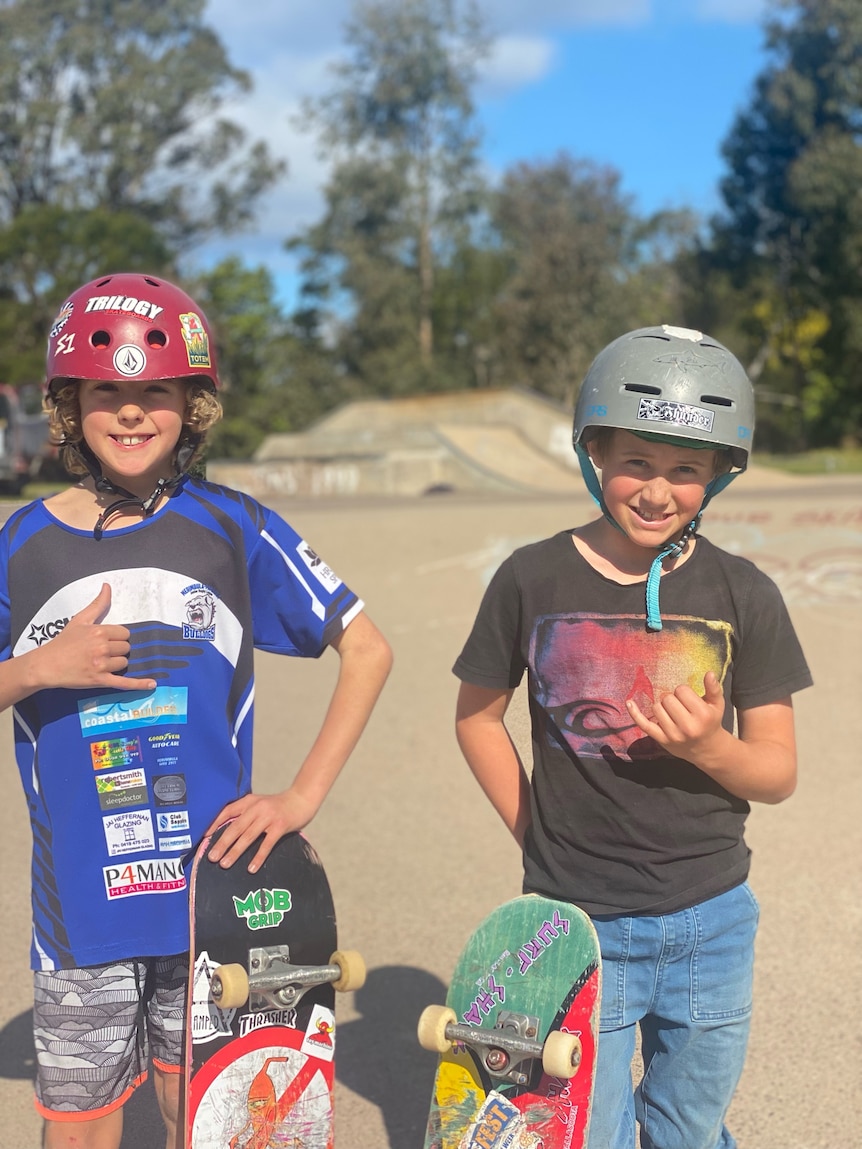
[13, 707, 38, 794]
[260, 530, 326, 621]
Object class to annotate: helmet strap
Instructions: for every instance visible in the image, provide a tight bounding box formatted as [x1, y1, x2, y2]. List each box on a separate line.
[77, 436, 200, 540]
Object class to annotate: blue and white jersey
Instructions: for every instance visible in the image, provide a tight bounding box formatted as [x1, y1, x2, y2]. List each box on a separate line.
[0, 478, 363, 970]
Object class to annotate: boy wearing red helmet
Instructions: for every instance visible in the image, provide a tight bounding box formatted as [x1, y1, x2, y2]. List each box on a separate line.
[453, 327, 811, 1149]
[0, 274, 392, 1148]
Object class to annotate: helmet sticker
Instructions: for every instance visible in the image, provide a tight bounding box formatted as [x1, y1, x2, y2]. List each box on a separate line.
[112, 345, 147, 377]
[661, 325, 702, 341]
[50, 301, 74, 339]
[179, 312, 211, 368]
[84, 295, 164, 320]
[637, 397, 714, 435]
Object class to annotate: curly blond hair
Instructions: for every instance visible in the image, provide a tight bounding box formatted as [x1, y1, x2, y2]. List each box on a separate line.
[44, 381, 222, 478]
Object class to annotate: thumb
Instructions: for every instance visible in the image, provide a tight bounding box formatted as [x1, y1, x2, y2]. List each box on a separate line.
[704, 670, 724, 705]
[70, 583, 112, 626]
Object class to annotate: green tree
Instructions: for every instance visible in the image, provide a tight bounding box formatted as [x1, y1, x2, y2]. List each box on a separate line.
[292, 0, 488, 394]
[0, 203, 172, 383]
[194, 259, 342, 459]
[487, 154, 691, 406]
[0, 0, 284, 387]
[0, 0, 283, 248]
[713, 0, 862, 445]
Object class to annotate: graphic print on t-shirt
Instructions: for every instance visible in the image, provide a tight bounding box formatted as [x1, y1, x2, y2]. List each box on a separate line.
[530, 613, 732, 762]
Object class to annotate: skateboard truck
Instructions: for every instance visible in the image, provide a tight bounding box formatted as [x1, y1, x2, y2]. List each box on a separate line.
[211, 946, 365, 1011]
[418, 1004, 583, 1083]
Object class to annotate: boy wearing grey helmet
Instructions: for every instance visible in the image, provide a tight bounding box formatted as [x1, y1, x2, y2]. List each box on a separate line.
[452, 326, 812, 1149]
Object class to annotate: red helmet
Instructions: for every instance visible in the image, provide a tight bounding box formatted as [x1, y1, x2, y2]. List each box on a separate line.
[46, 272, 219, 394]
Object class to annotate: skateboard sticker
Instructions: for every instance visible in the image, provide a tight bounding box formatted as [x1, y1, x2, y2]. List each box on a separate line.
[300, 1004, 335, 1062]
[459, 1091, 541, 1149]
[190, 1028, 334, 1149]
[191, 950, 237, 1044]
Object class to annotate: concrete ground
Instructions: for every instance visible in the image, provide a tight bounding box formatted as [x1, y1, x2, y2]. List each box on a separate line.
[0, 470, 859, 1147]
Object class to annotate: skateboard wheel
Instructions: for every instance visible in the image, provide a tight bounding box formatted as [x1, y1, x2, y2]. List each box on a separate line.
[330, 949, 367, 992]
[542, 1030, 582, 1079]
[417, 1004, 457, 1054]
[211, 963, 249, 1009]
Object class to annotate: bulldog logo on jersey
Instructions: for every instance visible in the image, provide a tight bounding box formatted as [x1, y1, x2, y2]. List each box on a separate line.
[181, 583, 217, 641]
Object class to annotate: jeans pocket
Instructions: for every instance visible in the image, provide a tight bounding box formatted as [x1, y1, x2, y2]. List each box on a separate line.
[690, 882, 760, 1021]
[593, 915, 633, 1030]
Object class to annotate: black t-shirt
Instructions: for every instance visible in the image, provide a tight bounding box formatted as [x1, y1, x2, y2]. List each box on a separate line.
[453, 531, 812, 915]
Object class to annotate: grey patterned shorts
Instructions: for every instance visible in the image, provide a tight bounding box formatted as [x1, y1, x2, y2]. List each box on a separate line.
[33, 955, 187, 1117]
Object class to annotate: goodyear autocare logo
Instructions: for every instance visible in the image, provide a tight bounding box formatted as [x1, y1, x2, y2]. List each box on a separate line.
[232, 887, 292, 930]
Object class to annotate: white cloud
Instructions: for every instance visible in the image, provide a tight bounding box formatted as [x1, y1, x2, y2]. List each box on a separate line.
[478, 35, 558, 97]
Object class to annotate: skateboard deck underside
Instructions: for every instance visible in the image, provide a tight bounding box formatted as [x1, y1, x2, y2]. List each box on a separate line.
[185, 829, 337, 1149]
[424, 894, 601, 1149]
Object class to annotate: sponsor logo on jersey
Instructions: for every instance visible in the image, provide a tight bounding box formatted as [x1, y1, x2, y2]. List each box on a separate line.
[25, 617, 69, 647]
[84, 295, 164, 321]
[79, 687, 188, 736]
[296, 541, 342, 591]
[179, 312, 211, 367]
[232, 887, 292, 931]
[158, 834, 192, 852]
[98, 785, 149, 812]
[152, 773, 187, 806]
[103, 809, 155, 857]
[91, 736, 142, 770]
[181, 583, 216, 641]
[95, 766, 148, 811]
[95, 767, 146, 794]
[156, 809, 189, 832]
[103, 857, 186, 898]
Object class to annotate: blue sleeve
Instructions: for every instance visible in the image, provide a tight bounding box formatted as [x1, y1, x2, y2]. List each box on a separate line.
[0, 517, 13, 662]
[248, 508, 363, 656]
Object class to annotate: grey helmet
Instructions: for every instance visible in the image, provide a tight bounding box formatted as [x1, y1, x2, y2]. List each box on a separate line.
[573, 324, 754, 469]
[572, 325, 755, 631]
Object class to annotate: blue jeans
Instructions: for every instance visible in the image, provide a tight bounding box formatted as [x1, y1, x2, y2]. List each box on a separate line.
[586, 883, 759, 1149]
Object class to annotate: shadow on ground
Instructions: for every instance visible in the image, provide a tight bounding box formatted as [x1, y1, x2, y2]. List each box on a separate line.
[337, 964, 446, 1147]
[0, 966, 445, 1149]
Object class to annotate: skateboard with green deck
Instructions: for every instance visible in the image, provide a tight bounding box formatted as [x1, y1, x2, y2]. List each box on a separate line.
[418, 894, 601, 1149]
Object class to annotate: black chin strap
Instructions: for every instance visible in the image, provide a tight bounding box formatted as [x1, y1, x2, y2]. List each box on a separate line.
[81, 439, 198, 540]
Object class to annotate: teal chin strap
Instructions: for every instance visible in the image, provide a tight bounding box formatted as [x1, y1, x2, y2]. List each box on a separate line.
[575, 443, 741, 631]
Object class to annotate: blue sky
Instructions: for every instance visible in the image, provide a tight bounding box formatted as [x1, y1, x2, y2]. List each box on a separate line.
[200, 0, 769, 307]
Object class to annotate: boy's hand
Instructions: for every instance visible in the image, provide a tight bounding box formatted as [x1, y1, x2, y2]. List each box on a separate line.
[37, 583, 156, 692]
[205, 789, 318, 874]
[626, 670, 725, 762]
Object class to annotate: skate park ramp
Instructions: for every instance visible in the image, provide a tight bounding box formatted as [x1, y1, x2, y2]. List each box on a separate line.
[207, 386, 797, 499]
[207, 388, 583, 498]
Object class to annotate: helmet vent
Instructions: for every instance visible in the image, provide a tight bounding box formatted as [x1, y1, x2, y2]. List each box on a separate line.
[623, 383, 661, 396]
[146, 329, 167, 348]
[91, 330, 111, 349]
[701, 393, 733, 407]
[143, 276, 161, 287]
